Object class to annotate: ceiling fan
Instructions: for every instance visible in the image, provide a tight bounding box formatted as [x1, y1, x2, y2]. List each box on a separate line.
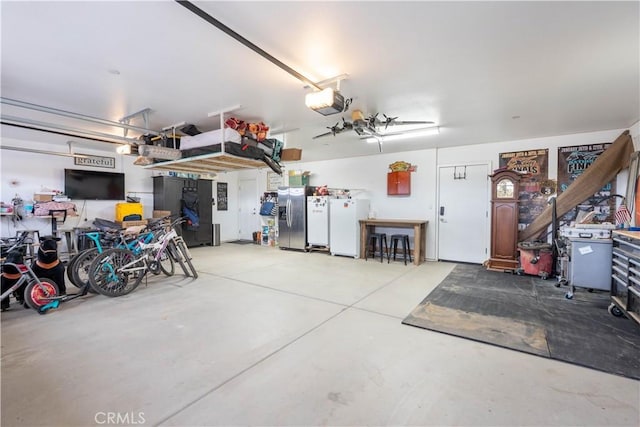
[312, 109, 434, 140]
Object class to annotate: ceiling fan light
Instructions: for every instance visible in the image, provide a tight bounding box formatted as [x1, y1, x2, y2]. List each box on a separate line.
[366, 126, 440, 143]
[305, 88, 345, 116]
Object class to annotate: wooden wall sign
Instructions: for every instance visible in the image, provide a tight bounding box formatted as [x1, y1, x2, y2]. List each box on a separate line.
[74, 153, 115, 168]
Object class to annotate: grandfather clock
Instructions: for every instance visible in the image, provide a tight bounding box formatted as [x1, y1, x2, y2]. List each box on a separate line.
[487, 169, 523, 272]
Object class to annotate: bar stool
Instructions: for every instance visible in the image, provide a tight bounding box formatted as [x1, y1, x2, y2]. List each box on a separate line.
[366, 232, 388, 263]
[16, 230, 40, 260]
[389, 234, 412, 265]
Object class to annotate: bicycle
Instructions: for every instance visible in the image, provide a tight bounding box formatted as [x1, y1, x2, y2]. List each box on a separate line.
[88, 217, 195, 297]
[70, 218, 174, 292]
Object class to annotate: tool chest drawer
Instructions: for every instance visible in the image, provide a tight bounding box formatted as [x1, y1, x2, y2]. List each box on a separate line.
[610, 231, 640, 326]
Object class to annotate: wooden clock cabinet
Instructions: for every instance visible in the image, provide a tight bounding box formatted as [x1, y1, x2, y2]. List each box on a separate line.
[486, 169, 523, 272]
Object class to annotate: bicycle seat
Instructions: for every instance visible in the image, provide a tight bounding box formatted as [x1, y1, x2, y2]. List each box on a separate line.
[93, 218, 122, 231]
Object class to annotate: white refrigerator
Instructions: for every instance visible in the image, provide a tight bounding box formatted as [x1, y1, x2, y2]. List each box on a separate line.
[307, 196, 330, 246]
[329, 198, 370, 258]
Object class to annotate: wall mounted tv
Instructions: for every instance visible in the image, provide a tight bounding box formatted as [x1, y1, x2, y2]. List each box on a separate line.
[64, 169, 125, 200]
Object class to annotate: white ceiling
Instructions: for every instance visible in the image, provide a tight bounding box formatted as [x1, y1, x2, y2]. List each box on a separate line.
[1, 1, 638, 162]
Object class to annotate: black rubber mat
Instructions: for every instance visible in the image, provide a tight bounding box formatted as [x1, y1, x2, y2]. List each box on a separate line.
[403, 263, 640, 380]
[227, 240, 255, 245]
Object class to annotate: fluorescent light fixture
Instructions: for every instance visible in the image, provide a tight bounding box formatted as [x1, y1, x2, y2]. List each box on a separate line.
[305, 88, 345, 116]
[116, 144, 132, 154]
[366, 126, 440, 143]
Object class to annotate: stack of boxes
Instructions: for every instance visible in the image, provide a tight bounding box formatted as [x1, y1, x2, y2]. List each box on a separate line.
[288, 170, 310, 186]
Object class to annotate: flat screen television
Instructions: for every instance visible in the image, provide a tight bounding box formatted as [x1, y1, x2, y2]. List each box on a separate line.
[64, 169, 125, 200]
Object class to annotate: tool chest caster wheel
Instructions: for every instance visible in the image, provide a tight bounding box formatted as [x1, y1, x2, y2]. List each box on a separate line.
[608, 303, 624, 317]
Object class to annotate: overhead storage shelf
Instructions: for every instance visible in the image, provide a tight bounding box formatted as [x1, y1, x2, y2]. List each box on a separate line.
[142, 151, 266, 174]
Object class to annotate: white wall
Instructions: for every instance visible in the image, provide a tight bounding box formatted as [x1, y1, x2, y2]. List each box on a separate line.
[268, 125, 638, 260]
[1, 136, 154, 239]
[2, 122, 638, 258]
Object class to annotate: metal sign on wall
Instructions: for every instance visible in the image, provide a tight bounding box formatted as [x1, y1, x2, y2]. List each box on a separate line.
[74, 154, 115, 168]
[499, 149, 549, 230]
[558, 143, 615, 222]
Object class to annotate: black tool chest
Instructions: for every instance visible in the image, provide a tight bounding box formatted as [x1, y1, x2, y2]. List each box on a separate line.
[610, 230, 640, 326]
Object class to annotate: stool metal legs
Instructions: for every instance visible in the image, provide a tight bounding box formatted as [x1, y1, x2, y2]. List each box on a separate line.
[366, 233, 388, 262]
[389, 234, 411, 265]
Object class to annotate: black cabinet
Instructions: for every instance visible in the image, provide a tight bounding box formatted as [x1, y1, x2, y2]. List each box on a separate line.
[153, 176, 213, 247]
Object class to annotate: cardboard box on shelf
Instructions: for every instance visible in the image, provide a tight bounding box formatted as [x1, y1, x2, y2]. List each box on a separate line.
[281, 148, 302, 161]
[288, 170, 310, 186]
[34, 194, 54, 202]
[153, 210, 172, 218]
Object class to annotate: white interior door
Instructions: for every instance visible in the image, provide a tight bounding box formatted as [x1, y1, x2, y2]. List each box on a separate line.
[437, 163, 490, 263]
[238, 178, 258, 240]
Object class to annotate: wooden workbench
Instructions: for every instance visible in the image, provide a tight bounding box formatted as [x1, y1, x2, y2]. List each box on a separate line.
[359, 219, 428, 265]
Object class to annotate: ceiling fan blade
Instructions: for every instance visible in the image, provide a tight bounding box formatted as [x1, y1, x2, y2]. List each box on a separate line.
[312, 131, 334, 140]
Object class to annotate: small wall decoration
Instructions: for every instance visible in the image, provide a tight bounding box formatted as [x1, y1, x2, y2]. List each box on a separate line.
[389, 161, 416, 172]
[216, 182, 228, 211]
[558, 143, 615, 222]
[74, 154, 115, 168]
[499, 149, 549, 230]
[267, 172, 283, 191]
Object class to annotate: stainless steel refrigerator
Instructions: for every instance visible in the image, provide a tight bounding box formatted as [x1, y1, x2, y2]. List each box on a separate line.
[278, 186, 312, 250]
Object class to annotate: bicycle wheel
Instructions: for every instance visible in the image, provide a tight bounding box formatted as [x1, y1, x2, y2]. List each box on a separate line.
[89, 248, 145, 297]
[65, 252, 82, 288]
[148, 247, 175, 277]
[24, 278, 59, 310]
[71, 248, 100, 293]
[157, 248, 175, 276]
[167, 240, 188, 275]
[176, 238, 198, 279]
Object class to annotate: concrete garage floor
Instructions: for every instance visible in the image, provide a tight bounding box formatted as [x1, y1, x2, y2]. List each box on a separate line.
[1, 243, 639, 426]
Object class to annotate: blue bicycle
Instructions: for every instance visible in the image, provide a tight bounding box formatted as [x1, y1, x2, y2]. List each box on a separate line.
[69, 218, 172, 292]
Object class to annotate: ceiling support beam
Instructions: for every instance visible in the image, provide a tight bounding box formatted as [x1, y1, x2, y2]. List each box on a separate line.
[175, 0, 323, 91]
[0, 145, 90, 159]
[1, 97, 159, 136]
[119, 108, 153, 137]
[1, 115, 140, 145]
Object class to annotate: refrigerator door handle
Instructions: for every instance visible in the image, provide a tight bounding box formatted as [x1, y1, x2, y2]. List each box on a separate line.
[287, 199, 292, 228]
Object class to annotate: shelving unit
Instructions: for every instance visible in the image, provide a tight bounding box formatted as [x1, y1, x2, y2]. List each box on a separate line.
[260, 192, 278, 246]
[153, 176, 213, 247]
[610, 230, 640, 327]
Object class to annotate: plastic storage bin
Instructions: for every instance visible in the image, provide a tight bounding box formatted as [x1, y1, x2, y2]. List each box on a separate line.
[115, 202, 143, 222]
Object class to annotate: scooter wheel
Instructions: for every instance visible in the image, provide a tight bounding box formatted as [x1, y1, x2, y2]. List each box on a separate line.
[24, 279, 59, 310]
